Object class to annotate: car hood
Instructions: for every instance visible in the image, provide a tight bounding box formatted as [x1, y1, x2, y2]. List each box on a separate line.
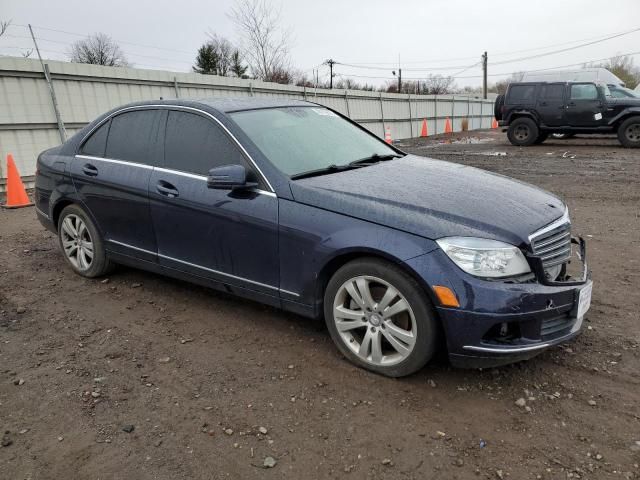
[607, 97, 640, 106]
[289, 155, 565, 246]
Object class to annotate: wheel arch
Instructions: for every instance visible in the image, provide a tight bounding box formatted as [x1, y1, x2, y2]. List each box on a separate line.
[506, 110, 539, 125]
[610, 109, 640, 129]
[315, 248, 442, 321]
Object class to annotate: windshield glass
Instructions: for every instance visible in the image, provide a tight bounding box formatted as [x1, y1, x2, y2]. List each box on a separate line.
[230, 107, 398, 176]
[610, 86, 638, 98]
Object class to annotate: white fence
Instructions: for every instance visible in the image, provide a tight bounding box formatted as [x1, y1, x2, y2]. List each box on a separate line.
[0, 57, 496, 183]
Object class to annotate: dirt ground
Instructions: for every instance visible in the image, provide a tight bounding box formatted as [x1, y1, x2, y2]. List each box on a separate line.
[1, 129, 639, 480]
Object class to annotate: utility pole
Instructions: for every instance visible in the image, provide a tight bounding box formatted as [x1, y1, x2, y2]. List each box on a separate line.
[325, 59, 336, 89]
[482, 51, 488, 99]
[398, 68, 402, 93]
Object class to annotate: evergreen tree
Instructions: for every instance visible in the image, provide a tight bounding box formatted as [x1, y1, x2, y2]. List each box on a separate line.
[193, 44, 220, 75]
[230, 50, 248, 78]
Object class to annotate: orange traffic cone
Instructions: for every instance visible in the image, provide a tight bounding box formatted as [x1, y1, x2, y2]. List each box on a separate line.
[420, 118, 428, 137]
[491, 118, 499, 129]
[444, 117, 453, 134]
[2, 154, 33, 209]
[384, 126, 392, 144]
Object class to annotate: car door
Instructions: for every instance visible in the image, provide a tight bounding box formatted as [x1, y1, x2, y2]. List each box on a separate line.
[565, 83, 605, 127]
[535, 83, 566, 126]
[149, 108, 280, 298]
[72, 109, 163, 262]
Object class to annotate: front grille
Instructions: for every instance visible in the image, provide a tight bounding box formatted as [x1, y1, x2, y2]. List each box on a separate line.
[530, 222, 572, 273]
[541, 314, 574, 339]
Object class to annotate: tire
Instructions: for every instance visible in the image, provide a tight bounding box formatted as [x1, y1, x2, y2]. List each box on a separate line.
[617, 116, 640, 148]
[551, 133, 575, 140]
[57, 204, 113, 278]
[324, 258, 438, 377]
[507, 117, 539, 146]
[534, 132, 548, 144]
[494, 94, 505, 121]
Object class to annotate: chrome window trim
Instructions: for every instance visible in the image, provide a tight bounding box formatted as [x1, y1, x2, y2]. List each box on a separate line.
[528, 207, 571, 243]
[75, 156, 276, 198]
[78, 104, 275, 193]
[76, 154, 153, 170]
[106, 239, 298, 297]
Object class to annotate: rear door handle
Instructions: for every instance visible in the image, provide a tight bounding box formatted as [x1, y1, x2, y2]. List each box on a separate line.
[156, 181, 179, 198]
[82, 163, 98, 176]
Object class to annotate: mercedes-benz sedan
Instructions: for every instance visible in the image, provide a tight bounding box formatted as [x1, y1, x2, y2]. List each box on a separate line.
[35, 98, 592, 376]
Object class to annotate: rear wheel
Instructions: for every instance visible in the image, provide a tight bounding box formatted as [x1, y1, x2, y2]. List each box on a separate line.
[617, 116, 640, 148]
[324, 258, 438, 377]
[58, 204, 113, 278]
[507, 117, 539, 146]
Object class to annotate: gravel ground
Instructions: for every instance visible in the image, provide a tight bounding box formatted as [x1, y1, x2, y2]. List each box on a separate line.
[1, 129, 639, 479]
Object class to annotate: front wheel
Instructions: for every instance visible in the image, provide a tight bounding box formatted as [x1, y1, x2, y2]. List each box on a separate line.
[617, 117, 640, 148]
[507, 117, 539, 146]
[324, 258, 438, 377]
[58, 204, 113, 278]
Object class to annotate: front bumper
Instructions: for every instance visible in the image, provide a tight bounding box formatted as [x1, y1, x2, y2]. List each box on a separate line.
[406, 237, 591, 369]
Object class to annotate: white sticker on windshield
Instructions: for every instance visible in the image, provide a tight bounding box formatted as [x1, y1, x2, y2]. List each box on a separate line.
[312, 108, 338, 117]
[594, 112, 603, 120]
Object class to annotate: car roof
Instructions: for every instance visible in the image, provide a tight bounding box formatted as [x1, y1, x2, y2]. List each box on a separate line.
[119, 97, 317, 114]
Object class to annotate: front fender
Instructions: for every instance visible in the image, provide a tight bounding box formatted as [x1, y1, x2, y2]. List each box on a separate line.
[278, 198, 438, 309]
[607, 106, 640, 126]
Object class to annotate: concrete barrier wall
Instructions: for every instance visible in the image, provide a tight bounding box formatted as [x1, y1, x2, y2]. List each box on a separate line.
[0, 57, 495, 181]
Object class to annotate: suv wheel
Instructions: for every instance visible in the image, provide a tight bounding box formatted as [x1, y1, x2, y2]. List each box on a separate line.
[617, 117, 640, 148]
[507, 117, 539, 146]
[324, 258, 438, 377]
[58, 204, 113, 278]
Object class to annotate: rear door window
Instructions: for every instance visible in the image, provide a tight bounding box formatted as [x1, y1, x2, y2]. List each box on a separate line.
[507, 84, 537, 104]
[81, 120, 110, 157]
[105, 110, 163, 165]
[163, 110, 250, 176]
[570, 84, 598, 100]
[538, 84, 565, 102]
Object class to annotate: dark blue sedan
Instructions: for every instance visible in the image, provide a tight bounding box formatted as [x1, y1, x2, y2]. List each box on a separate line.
[35, 98, 592, 376]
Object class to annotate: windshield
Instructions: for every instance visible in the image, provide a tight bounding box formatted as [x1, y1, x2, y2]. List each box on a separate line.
[610, 86, 639, 98]
[230, 107, 398, 176]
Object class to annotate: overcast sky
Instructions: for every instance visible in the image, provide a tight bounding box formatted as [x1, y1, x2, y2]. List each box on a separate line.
[1, 0, 639, 88]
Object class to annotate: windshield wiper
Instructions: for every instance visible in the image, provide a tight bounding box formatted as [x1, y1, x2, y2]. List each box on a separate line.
[348, 153, 403, 166]
[290, 164, 359, 180]
[290, 153, 404, 180]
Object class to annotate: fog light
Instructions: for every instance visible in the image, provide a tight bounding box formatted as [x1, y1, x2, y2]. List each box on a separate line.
[433, 285, 460, 308]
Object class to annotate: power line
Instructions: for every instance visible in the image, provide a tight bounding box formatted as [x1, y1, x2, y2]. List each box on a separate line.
[330, 50, 640, 82]
[335, 26, 640, 72]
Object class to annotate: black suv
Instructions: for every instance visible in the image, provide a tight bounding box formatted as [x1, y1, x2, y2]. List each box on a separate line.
[495, 82, 640, 147]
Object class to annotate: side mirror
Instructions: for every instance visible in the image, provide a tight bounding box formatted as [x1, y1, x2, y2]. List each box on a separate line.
[207, 164, 258, 190]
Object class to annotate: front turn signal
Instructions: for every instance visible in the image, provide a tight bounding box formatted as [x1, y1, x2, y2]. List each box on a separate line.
[432, 285, 460, 308]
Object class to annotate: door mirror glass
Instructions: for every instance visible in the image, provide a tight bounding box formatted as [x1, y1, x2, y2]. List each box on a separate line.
[207, 164, 257, 190]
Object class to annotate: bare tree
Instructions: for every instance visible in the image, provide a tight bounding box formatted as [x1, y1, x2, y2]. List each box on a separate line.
[421, 75, 455, 94]
[21, 49, 33, 58]
[206, 33, 234, 76]
[0, 19, 10, 38]
[228, 0, 292, 82]
[69, 33, 129, 67]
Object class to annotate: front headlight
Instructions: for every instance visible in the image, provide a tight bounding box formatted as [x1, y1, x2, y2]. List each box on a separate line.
[436, 237, 531, 278]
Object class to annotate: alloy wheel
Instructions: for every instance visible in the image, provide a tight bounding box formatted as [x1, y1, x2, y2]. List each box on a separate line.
[332, 275, 417, 367]
[60, 214, 94, 271]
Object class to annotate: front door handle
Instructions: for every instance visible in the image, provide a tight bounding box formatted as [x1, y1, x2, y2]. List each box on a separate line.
[156, 181, 179, 198]
[82, 163, 98, 176]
